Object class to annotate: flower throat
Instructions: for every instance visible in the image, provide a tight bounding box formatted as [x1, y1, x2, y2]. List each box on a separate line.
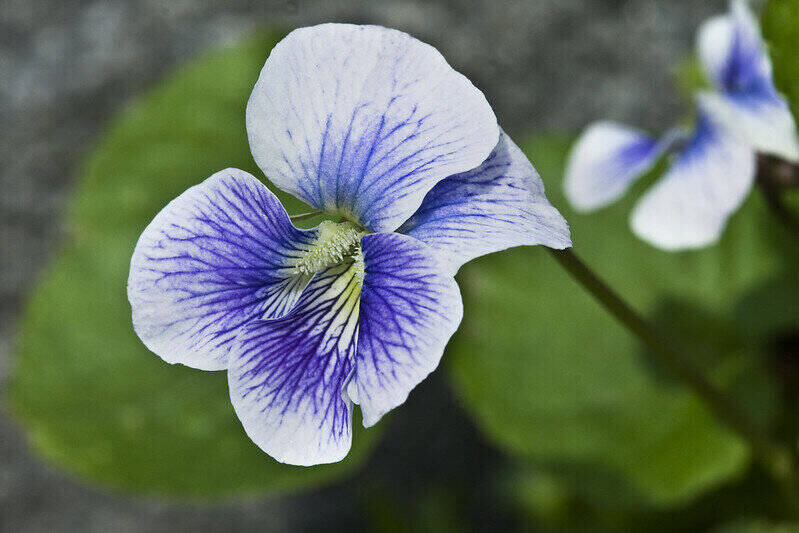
[294, 220, 366, 276]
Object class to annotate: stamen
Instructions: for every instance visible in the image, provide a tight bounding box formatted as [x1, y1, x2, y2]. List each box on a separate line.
[294, 220, 366, 275]
[351, 246, 365, 282]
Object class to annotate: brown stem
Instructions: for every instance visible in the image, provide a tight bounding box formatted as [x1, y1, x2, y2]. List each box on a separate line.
[757, 154, 799, 239]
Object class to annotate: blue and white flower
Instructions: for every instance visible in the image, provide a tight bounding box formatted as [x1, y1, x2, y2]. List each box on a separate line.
[564, 0, 799, 250]
[127, 24, 571, 466]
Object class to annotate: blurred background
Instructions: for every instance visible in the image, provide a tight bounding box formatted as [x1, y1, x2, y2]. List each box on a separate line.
[6, 0, 798, 531]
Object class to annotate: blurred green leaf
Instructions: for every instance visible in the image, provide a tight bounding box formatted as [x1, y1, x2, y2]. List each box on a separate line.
[7, 31, 381, 498]
[672, 54, 711, 102]
[510, 469, 575, 529]
[716, 520, 799, 533]
[763, 0, 799, 121]
[448, 137, 794, 507]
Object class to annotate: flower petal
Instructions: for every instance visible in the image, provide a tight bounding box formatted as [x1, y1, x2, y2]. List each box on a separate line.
[399, 131, 571, 276]
[698, 91, 799, 162]
[227, 261, 361, 466]
[346, 232, 463, 427]
[128, 169, 317, 371]
[564, 122, 674, 212]
[697, 0, 771, 96]
[694, 1, 798, 160]
[246, 23, 499, 232]
[630, 110, 755, 250]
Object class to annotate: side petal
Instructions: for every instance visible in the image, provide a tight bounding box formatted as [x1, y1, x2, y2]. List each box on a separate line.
[346, 233, 463, 427]
[227, 261, 362, 466]
[697, 0, 772, 96]
[630, 110, 756, 250]
[128, 169, 317, 371]
[564, 122, 673, 212]
[246, 23, 499, 233]
[698, 91, 799, 162]
[399, 131, 571, 276]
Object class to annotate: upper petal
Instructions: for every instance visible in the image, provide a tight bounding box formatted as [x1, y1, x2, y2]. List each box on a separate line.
[695, 1, 798, 161]
[399, 131, 571, 276]
[128, 169, 317, 370]
[564, 122, 674, 212]
[630, 109, 756, 250]
[227, 261, 361, 465]
[697, 0, 772, 96]
[346, 232, 463, 427]
[246, 23, 499, 232]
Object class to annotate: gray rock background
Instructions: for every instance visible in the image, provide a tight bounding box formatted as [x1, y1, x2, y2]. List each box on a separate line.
[0, 0, 725, 530]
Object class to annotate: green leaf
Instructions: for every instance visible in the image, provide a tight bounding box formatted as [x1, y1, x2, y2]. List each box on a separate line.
[448, 136, 792, 507]
[672, 54, 711, 102]
[763, 0, 799, 122]
[716, 520, 799, 533]
[7, 32, 381, 498]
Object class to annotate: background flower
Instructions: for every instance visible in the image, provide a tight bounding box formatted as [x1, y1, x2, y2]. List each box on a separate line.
[564, 0, 799, 250]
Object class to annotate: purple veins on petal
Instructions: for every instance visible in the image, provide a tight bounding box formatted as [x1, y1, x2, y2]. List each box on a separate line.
[400, 130, 570, 276]
[347, 232, 463, 427]
[228, 260, 363, 466]
[228, 231, 465, 463]
[246, 23, 499, 233]
[127, 168, 318, 371]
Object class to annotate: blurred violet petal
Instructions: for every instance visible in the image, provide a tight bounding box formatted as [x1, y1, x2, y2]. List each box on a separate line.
[696, 0, 799, 161]
[698, 90, 799, 162]
[564, 122, 676, 212]
[630, 109, 755, 250]
[697, 0, 770, 96]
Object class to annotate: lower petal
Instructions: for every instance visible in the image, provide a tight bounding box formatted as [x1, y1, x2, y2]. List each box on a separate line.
[227, 261, 362, 466]
[347, 233, 463, 427]
[630, 110, 756, 250]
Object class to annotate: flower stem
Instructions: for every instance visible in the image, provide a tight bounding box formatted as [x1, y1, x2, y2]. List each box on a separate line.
[289, 210, 323, 222]
[547, 247, 799, 512]
[757, 154, 799, 240]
